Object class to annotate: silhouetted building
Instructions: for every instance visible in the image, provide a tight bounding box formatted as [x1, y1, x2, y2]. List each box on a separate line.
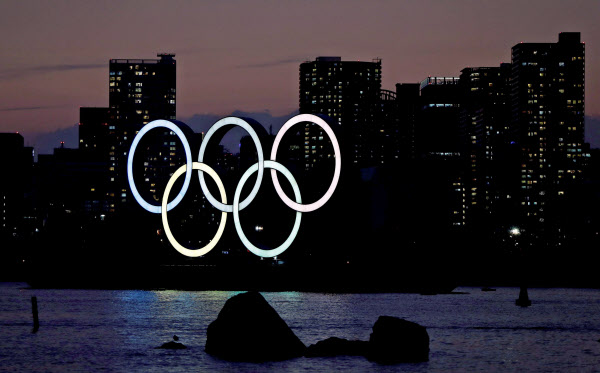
[109, 53, 176, 126]
[0, 133, 34, 236]
[79, 107, 110, 162]
[107, 53, 177, 212]
[35, 141, 109, 217]
[78, 107, 111, 213]
[459, 64, 517, 228]
[395, 83, 420, 160]
[0, 133, 34, 277]
[299, 56, 381, 167]
[510, 32, 588, 246]
[418, 77, 461, 158]
[415, 77, 465, 227]
[374, 89, 402, 165]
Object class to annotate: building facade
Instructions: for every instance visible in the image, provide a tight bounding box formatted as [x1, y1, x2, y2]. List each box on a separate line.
[0, 133, 33, 236]
[395, 83, 420, 161]
[459, 64, 517, 229]
[510, 32, 588, 245]
[79, 107, 110, 162]
[107, 53, 178, 212]
[299, 57, 382, 168]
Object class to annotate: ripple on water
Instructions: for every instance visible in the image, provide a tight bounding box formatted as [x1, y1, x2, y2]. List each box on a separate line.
[1, 284, 599, 372]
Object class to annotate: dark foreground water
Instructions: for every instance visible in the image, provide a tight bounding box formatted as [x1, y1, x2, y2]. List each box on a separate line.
[1, 283, 599, 372]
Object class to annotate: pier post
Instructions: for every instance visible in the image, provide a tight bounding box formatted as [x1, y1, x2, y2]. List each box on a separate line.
[32, 296, 39, 333]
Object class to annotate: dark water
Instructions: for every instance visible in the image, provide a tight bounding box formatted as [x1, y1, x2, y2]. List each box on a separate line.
[1, 283, 599, 372]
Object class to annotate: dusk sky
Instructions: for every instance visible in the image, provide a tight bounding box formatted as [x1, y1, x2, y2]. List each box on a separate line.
[1, 0, 600, 153]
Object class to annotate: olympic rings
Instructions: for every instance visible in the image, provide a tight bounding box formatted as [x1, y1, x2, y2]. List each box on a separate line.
[162, 162, 228, 257]
[271, 114, 341, 212]
[127, 114, 341, 258]
[234, 161, 302, 258]
[127, 120, 192, 213]
[198, 117, 263, 213]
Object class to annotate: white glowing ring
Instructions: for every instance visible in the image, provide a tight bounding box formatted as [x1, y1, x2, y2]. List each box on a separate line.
[127, 119, 192, 213]
[198, 117, 264, 213]
[162, 162, 227, 257]
[233, 160, 302, 258]
[271, 114, 341, 212]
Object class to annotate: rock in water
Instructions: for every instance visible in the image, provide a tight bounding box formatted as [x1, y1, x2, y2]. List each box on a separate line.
[367, 316, 429, 363]
[156, 341, 186, 349]
[305, 337, 368, 357]
[205, 291, 306, 361]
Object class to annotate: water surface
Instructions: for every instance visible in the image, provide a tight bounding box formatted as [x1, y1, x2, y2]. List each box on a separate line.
[1, 283, 599, 372]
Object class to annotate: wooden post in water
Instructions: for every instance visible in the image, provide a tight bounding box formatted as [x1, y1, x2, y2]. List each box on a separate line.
[31, 296, 39, 333]
[516, 285, 531, 307]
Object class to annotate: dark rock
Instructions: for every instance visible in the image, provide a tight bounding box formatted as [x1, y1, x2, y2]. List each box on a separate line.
[156, 341, 187, 349]
[205, 291, 306, 362]
[305, 337, 368, 357]
[367, 316, 429, 364]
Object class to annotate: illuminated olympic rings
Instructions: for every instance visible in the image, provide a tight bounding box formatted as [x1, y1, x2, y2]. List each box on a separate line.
[127, 114, 341, 258]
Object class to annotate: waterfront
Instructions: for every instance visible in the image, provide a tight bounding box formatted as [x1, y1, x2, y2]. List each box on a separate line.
[1, 283, 599, 372]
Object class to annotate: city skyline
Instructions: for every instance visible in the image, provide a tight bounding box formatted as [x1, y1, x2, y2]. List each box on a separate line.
[1, 3, 600, 368]
[1, 0, 600, 154]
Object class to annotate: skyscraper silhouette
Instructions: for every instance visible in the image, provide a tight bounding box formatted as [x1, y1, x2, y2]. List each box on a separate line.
[107, 53, 177, 212]
[510, 32, 588, 247]
[299, 57, 381, 167]
[459, 64, 516, 229]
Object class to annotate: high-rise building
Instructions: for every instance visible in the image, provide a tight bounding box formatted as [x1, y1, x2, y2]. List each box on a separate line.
[417, 77, 461, 159]
[510, 32, 588, 244]
[395, 83, 420, 161]
[109, 53, 176, 126]
[374, 89, 402, 165]
[415, 77, 465, 227]
[78, 107, 111, 214]
[299, 57, 382, 167]
[79, 107, 110, 163]
[0, 133, 34, 276]
[459, 64, 516, 227]
[107, 53, 177, 212]
[0, 133, 32, 235]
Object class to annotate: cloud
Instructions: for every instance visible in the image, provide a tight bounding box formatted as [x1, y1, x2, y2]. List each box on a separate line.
[235, 57, 306, 69]
[0, 63, 105, 80]
[0, 105, 65, 112]
[174, 46, 228, 55]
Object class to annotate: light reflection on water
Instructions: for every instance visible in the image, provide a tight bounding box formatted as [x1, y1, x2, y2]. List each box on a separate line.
[1, 283, 599, 372]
